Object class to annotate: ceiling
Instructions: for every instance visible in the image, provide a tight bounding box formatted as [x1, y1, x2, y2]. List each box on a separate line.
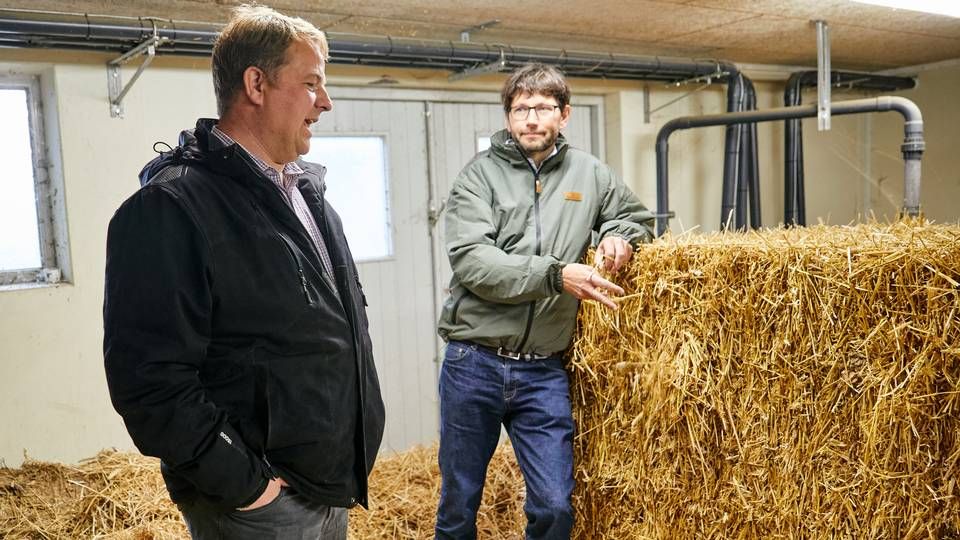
[5, 0, 960, 71]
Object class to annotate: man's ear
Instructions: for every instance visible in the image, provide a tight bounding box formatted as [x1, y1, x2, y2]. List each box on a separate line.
[242, 66, 268, 106]
[558, 104, 572, 130]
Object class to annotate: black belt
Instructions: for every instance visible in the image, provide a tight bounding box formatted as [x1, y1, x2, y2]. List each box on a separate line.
[473, 343, 560, 361]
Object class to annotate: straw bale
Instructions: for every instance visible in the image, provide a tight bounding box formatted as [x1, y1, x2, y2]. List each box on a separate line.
[0, 444, 524, 539]
[569, 221, 960, 539]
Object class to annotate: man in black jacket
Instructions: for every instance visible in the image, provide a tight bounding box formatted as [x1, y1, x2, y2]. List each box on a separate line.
[103, 6, 384, 539]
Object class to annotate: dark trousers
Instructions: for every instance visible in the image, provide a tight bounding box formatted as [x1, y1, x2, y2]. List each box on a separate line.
[435, 341, 575, 540]
[178, 487, 348, 540]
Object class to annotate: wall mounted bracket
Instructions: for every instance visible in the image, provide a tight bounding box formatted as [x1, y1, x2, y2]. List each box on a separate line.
[448, 49, 506, 82]
[107, 25, 168, 118]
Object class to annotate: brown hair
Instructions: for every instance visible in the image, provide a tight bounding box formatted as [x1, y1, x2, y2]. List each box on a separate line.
[501, 63, 571, 113]
[212, 5, 329, 116]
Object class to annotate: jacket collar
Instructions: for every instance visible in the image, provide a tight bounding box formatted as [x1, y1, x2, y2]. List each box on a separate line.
[489, 128, 569, 174]
[141, 118, 327, 193]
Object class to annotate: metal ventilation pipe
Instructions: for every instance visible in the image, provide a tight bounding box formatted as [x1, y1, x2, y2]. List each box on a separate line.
[655, 96, 924, 236]
[0, 8, 763, 216]
[720, 73, 761, 232]
[0, 8, 735, 82]
[783, 71, 917, 226]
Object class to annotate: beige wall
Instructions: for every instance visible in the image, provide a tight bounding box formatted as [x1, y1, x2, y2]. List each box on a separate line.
[871, 64, 960, 224]
[1, 51, 957, 467]
[0, 57, 217, 467]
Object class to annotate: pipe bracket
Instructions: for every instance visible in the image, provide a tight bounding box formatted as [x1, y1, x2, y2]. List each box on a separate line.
[107, 24, 168, 118]
[448, 48, 506, 82]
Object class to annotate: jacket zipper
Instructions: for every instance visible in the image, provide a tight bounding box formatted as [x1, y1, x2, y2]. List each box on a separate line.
[250, 201, 313, 305]
[355, 275, 368, 306]
[280, 233, 313, 306]
[313, 181, 370, 505]
[516, 154, 550, 352]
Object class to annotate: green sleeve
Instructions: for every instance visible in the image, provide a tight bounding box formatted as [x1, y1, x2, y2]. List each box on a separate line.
[444, 173, 562, 305]
[595, 164, 655, 246]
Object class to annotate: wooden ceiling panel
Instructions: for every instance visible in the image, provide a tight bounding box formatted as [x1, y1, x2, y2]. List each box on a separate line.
[683, 0, 960, 37]
[658, 13, 960, 69]
[314, 0, 755, 44]
[0, 0, 958, 70]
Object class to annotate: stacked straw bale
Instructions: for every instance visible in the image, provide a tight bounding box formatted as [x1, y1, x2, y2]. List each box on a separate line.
[0, 443, 525, 539]
[569, 221, 960, 539]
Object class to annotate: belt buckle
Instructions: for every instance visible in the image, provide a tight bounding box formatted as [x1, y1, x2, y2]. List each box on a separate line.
[497, 347, 522, 360]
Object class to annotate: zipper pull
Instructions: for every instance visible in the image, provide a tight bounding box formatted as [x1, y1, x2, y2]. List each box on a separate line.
[536, 179, 542, 194]
[298, 268, 312, 304]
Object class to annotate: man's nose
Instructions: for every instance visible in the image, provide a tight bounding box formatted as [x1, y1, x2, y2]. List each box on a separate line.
[315, 89, 333, 112]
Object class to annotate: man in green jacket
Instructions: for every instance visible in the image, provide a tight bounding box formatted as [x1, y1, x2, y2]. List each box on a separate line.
[435, 64, 655, 539]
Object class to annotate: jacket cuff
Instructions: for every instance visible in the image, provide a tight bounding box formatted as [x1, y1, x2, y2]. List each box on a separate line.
[550, 262, 566, 294]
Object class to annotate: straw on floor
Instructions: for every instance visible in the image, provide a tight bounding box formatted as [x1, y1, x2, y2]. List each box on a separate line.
[0, 443, 525, 539]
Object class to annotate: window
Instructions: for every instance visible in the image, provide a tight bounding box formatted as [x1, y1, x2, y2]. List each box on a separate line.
[0, 75, 65, 287]
[303, 136, 392, 261]
[477, 135, 491, 153]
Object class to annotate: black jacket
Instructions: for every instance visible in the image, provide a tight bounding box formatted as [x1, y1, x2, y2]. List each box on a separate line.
[103, 119, 385, 511]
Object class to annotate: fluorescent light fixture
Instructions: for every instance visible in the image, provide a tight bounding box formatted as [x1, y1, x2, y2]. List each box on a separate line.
[849, 0, 960, 18]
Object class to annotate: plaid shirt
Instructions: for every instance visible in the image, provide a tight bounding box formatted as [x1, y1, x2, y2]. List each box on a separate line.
[210, 126, 336, 281]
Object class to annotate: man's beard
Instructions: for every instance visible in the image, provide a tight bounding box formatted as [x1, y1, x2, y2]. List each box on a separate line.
[518, 130, 557, 155]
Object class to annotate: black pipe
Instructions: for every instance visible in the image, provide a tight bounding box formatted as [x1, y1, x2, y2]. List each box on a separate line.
[784, 74, 802, 226]
[735, 75, 750, 230]
[720, 73, 745, 229]
[655, 96, 924, 236]
[744, 78, 761, 229]
[783, 71, 916, 226]
[0, 9, 734, 82]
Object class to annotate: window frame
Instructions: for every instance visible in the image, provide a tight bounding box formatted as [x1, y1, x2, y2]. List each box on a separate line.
[306, 133, 394, 263]
[0, 74, 63, 288]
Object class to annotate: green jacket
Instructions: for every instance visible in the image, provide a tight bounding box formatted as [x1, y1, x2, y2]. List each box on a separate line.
[437, 129, 655, 355]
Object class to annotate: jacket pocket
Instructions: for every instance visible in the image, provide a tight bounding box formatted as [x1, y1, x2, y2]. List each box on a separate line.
[255, 347, 358, 485]
[449, 288, 468, 325]
[444, 342, 471, 363]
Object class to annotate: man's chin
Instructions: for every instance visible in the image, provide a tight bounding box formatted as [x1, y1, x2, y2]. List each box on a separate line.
[520, 141, 551, 154]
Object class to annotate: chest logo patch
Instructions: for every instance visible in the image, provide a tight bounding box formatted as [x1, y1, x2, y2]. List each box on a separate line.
[564, 191, 583, 201]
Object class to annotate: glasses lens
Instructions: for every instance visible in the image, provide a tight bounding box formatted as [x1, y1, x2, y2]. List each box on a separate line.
[511, 107, 530, 120]
[534, 105, 556, 118]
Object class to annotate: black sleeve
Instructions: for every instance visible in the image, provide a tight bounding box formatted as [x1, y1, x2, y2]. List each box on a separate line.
[103, 186, 268, 510]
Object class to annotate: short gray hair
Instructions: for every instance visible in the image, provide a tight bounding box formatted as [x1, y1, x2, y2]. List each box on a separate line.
[212, 5, 329, 116]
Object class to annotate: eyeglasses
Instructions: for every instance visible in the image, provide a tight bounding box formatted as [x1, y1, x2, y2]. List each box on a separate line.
[509, 104, 559, 121]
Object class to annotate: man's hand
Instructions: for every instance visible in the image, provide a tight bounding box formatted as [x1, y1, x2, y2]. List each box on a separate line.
[594, 236, 633, 272]
[562, 263, 624, 310]
[237, 477, 289, 511]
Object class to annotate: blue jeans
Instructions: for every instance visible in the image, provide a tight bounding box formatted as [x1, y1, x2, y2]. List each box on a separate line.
[435, 341, 574, 540]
